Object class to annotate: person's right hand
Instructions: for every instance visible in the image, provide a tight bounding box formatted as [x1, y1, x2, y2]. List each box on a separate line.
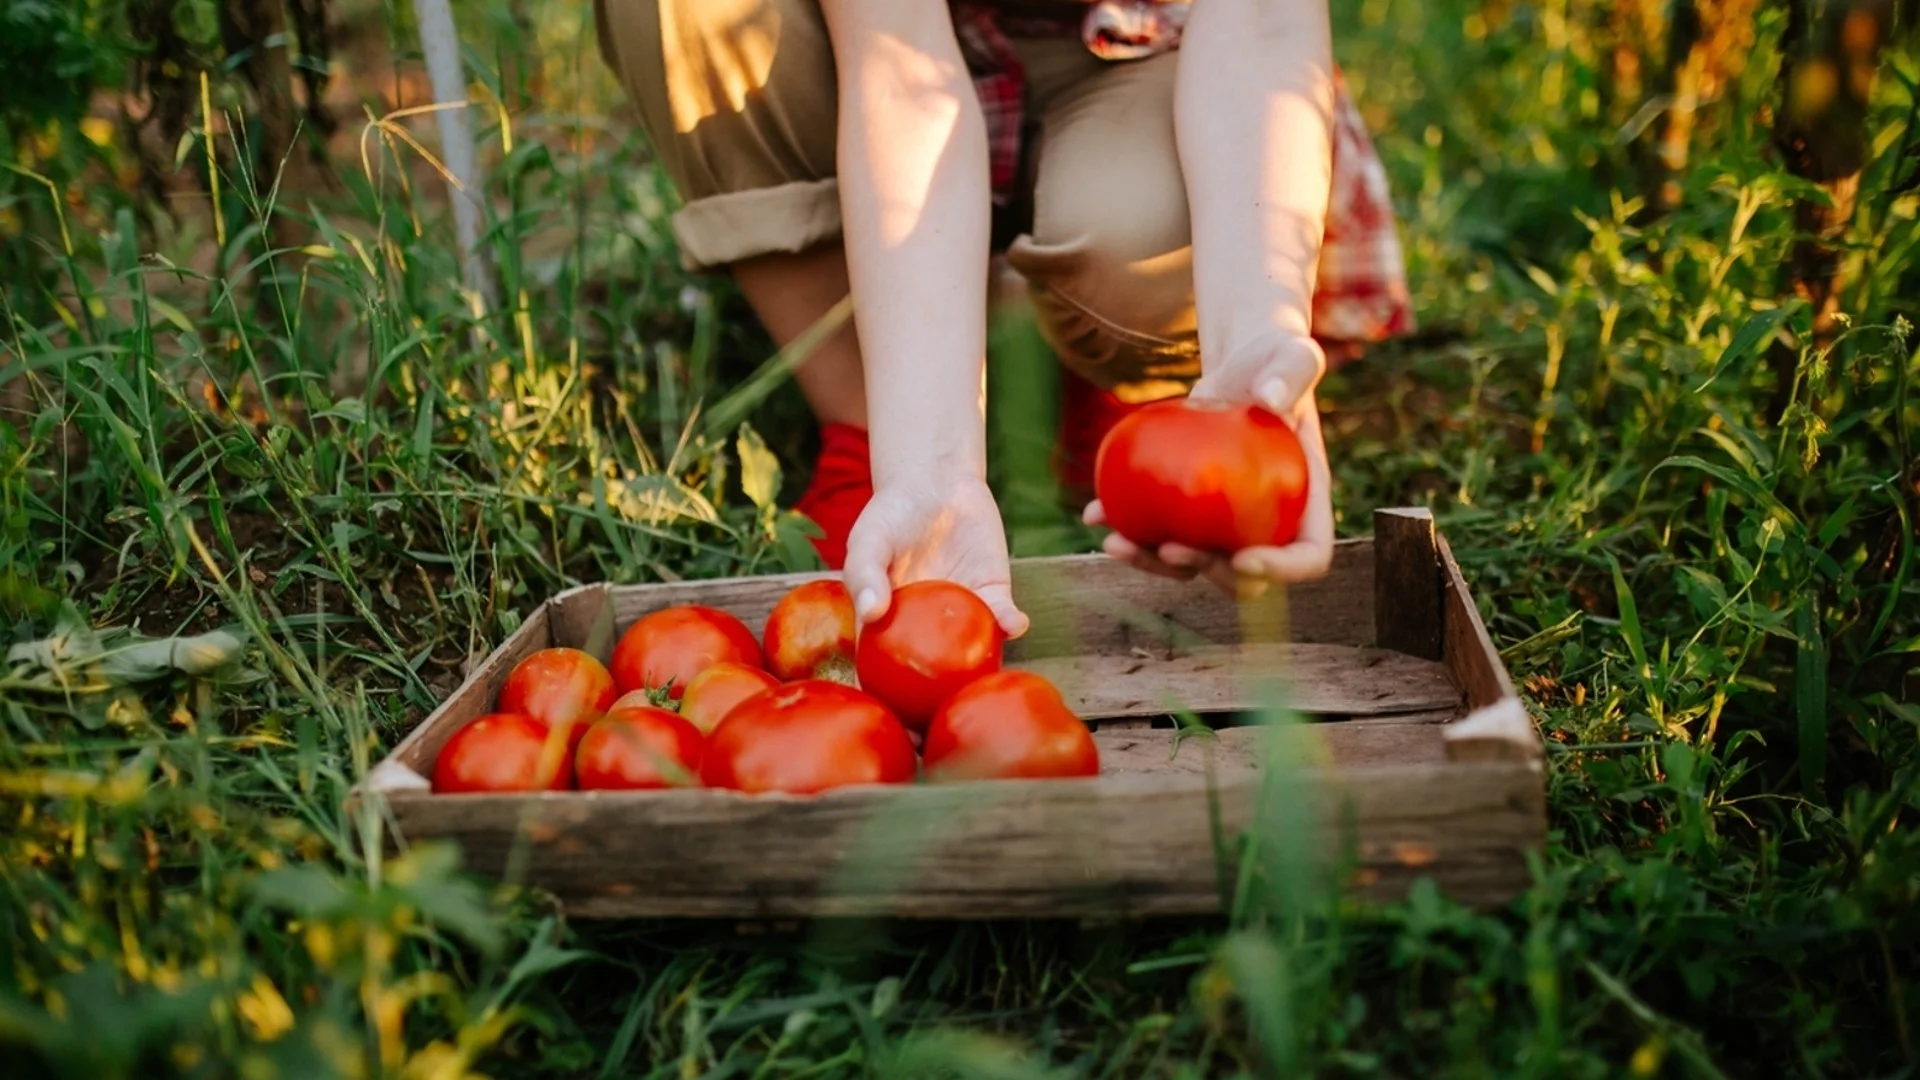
[1081, 333, 1335, 599]
[841, 474, 1029, 639]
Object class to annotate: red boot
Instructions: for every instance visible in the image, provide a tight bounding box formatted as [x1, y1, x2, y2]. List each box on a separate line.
[793, 422, 873, 570]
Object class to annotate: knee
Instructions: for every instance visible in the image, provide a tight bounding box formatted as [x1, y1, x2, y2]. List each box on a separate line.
[1005, 221, 1198, 401]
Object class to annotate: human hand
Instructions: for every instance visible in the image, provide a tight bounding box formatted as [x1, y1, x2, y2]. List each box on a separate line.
[842, 475, 1029, 639]
[1082, 333, 1335, 597]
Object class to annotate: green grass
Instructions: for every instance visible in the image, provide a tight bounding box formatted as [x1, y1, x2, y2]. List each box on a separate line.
[3, 1, 1919, 1076]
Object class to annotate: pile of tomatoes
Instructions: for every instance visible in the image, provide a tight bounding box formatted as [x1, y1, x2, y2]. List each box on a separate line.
[431, 579, 1100, 795]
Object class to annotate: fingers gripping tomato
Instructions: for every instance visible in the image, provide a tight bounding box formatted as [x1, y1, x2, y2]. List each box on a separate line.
[574, 706, 706, 790]
[1094, 398, 1309, 553]
[700, 680, 916, 794]
[763, 580, 857, 682]
[432, 713, 573, 793]
[854, 580, 1004, 729]
[922, 671, 1100, 781]
[611, 605, 764, 699]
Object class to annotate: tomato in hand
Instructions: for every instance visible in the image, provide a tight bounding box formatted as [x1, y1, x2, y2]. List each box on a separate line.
[610, 605, 764, 699]
[1094, 398, 1309, 553]
[763, 579, 857, 682]
[701, 680, 916, 794]
[679, 662, 781, 734]
[922, 671, 1100, 781]
[854, 580, 1004, 730]
[496, 647, 616, 751]
[573, 706, 706, 790]
[432, 713, 572, 793]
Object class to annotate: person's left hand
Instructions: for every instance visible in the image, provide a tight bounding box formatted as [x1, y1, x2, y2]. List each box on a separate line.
[1082, 333, 1335, 598]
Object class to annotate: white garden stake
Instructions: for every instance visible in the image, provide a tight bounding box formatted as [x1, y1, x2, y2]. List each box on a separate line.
[412, 0, 496, 307]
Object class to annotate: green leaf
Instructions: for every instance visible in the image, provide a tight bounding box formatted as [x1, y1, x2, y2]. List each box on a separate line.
[736, 422, 782, 512]
[1695, 302, 1802, 392]
[249, 866, 351, 917]
[412, 384, 437, 464]
[388, 843, 503, 953]
[1647, 455, 1801, 536]
[1607, 554, 1650, 684]
[1217, 931, 1300, 1073]
[99, 630, 247, 682]
[144, 297, 195, 334]
[1794, 600, 1828, 801]
[497, 920, 590, 999]
[612, 475, 722, 527]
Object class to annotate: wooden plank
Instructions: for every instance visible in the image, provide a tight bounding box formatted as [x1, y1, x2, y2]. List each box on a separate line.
[1444, 699, 1542, 763]
[384, 758, 1542, 919]
[1437, 533, 1517, 711]
[547, 583, 614, 661]
[1433, 533, 1542, 763]
[1373, 507, 1443, 661]
[1012, 642, 1461, 720]
[1094, 723, 1448, 776]
[592, 546, 1379, 659]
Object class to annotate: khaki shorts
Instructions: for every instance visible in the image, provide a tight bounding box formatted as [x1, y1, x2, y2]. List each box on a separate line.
[594, 0, 1205, 402]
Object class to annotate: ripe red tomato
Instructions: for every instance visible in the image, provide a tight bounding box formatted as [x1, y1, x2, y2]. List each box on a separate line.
[431, 713, 572, 793]
[608, 689, 657, 712]
[1094, 398, 1309, 553]
[496, 647, 616, 750]
[700, 680, 916, 794]
[922, 671, 1100, 781]
[679, 662, 781, 734]
[610, 605, 764, 699]
[763, 579, 857, 682]
[573, 706, 706, 790]
[854, 580, 1004, 730]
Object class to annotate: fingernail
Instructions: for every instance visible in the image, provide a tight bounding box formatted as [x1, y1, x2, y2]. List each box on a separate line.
[855, 589, 879, 621]
[1257, 377, 1290, 413]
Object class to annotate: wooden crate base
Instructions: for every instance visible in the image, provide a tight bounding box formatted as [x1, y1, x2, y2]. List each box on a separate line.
[358, 509, 1543, 919]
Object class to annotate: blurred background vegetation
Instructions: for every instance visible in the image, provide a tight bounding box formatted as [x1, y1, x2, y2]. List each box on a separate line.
[2, 0, 1919, 1077]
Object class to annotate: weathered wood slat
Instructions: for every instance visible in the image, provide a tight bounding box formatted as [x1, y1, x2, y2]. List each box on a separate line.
[385, 754, 1542, 919]
[1095, 722, 1448, 775]
[1438, 534, 1517, 711]
[1434, 532, 1542, 763]
[1012, 642, 1461, 719]
[1373, 508, 1444, 661]
[586, 545, 1378, 659]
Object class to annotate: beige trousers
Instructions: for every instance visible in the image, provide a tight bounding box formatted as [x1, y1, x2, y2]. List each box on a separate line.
[594, 0, 1202, 402]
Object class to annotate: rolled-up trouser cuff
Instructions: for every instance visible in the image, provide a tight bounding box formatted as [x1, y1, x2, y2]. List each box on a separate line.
[671, 178, 843, 273]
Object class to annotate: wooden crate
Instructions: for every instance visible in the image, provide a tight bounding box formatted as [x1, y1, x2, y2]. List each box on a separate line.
[357, 508, 1542, 919]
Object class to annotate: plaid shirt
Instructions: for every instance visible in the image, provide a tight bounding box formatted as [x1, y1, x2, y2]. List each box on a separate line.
[951, 0, 1413, 343]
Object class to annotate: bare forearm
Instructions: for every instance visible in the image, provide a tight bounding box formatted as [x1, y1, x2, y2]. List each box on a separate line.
[821, 0, 992, 489]
[1175, 0, 1333, 362]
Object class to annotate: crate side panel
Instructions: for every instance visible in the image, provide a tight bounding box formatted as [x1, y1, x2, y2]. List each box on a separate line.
[594, 547, 1377, 662]
[1436, 535, 1519, 710]
[548, 583, 616, 659]
[1432, 534, 1543, 763]
[1373, 508, 1444, 660]
[387, 757, 1539, 919]
[1013, 642, 1461, 720]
